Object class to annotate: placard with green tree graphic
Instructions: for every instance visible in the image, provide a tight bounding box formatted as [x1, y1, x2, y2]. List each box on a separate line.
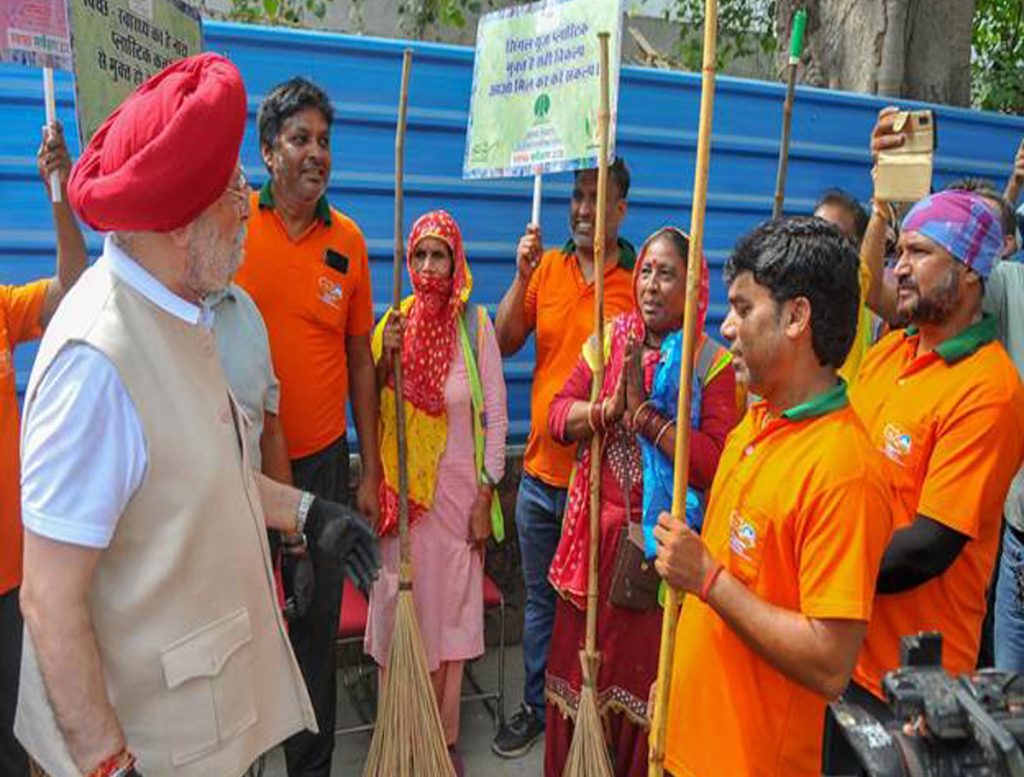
[463, 0, 622, 179]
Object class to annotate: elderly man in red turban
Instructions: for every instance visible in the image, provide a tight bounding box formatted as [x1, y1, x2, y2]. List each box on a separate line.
[14, 53, 379, 777]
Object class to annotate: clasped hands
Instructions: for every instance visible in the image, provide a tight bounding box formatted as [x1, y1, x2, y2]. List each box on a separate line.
[599, 337, 647, 429]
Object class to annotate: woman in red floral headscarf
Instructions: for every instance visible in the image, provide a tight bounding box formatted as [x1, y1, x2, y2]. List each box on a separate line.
[543, 227, 738, 776]
[365, 210, 508, 771]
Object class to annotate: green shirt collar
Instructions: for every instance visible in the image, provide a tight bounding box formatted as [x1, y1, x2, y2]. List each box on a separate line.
[561, 237, 637, 271]
[258, 181, 332, 226]
[780, 380, 849, 422]
[904, 313, 998, 365]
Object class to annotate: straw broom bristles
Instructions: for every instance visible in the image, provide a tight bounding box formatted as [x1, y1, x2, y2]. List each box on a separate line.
[363, 568, 455, 777]
[362, 47, 454, 777]
[562, 650, 615, 777]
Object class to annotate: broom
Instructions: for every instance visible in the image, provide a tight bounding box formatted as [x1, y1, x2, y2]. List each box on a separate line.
[561, 30, 615, 777]
[362, 48, 455, 777]
[648, 1, 720, 775]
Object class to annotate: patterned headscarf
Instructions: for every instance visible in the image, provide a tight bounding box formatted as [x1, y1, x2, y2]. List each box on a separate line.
[375, 210, 474, 536]
[400, 210, 473, 411]
[632, 227, 710, 335]
[902, 190, 1004, 279]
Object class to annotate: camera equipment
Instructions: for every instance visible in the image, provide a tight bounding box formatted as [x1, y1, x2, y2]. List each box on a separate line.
[831, 632, 1024, 776]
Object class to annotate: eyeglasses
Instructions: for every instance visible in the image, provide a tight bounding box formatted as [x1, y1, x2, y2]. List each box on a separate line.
[224, 171, 250, 201]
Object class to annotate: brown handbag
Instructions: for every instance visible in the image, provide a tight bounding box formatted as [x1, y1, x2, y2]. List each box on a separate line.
[609, 519, 661, 611]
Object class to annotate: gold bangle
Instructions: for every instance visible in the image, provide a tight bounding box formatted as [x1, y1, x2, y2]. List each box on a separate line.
[653, 418, 673, 449]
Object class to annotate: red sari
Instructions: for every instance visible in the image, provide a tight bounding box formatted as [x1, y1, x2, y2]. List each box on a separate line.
[542, 232, 736, 776]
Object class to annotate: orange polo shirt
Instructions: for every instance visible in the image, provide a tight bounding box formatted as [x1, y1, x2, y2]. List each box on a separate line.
[523, 239, 635, 488]
[665, 383, 892, 777]
[236, 185, 374, 459]
[850, 315, 1024, 698]
[1, 279, 49, 595]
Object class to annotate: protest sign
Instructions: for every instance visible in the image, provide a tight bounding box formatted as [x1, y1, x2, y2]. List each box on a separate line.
[0, 0, 72, 70]
[67, 0, 202, 142]
[463, 0, 622, 180]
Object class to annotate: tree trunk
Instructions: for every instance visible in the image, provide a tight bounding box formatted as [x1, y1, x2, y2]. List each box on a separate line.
[776, 0, 975, 107]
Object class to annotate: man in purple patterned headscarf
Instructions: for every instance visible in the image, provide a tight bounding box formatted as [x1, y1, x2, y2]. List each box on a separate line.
[899, 188, 1004, 300]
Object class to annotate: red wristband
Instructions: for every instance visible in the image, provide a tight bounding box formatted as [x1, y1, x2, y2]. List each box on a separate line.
[87, 749, 136, 777]
[699, 561, 725, 603]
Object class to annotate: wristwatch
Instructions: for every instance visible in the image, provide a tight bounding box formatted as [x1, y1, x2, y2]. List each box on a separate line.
[295, 490, 315, 535]
[479, 469, 498, 489]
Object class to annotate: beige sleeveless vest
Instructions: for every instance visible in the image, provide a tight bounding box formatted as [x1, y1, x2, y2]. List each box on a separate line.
[15, 262, 316, 776]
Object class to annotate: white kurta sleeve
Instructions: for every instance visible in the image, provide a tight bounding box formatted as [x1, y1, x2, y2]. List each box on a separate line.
[21, 343, 147, 549]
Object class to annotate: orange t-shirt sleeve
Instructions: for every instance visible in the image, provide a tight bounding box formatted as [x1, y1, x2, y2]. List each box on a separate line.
[2, 280, 49, 345]
[346, 236, 373, 338]
[797, 475, 891, 621]
[918, 400, 1023, 539]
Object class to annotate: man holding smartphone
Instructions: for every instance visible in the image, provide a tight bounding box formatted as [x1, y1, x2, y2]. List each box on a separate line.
[821, 110, 1024, 770]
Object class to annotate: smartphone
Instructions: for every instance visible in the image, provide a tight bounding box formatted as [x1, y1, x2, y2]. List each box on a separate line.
[875, 110, 937, 203]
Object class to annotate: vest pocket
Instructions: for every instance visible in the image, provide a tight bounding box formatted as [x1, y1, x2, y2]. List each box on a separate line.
[160, 607, 259, 766]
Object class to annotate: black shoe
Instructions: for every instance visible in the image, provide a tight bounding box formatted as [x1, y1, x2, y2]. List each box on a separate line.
[492, 703, 545, 758]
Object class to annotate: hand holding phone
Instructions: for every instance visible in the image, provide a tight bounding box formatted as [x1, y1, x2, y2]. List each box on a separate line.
[874, 109, 936, 203]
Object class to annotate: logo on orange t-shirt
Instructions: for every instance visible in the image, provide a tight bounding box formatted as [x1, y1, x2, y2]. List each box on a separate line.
[882, 422, 913, 466]
[729, 510, 759, 560]
[317, 276, 344, 309]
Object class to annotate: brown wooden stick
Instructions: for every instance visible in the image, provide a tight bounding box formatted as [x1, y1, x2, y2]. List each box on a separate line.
[584, 30, 612, 667]
[393, 49, 413, 575]
[648, 1, 719, 774]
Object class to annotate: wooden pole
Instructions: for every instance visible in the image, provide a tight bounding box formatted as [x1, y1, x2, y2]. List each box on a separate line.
[585, 30, 612, 667]
[393, 49, 413, 577]
[648, 2, 719, 774]
[561, 30, 616, 777]
[771, 7, 807, 219]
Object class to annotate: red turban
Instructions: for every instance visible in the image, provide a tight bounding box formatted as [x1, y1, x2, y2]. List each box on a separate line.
[68, 52, 247, 233]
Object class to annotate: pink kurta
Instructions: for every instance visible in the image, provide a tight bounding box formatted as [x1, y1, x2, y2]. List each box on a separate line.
[366, 313, 508, 670]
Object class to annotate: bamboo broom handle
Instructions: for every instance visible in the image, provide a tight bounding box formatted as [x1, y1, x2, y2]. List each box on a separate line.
[584, 31, 612, 661]
[648, 2, 718, 773]
[393, 49, 413, 576]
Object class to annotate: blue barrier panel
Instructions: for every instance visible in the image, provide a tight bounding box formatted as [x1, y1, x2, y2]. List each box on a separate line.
[3, 20, 1023, 443]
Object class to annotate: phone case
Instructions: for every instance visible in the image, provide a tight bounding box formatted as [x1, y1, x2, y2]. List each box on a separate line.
[875, 111, 936, 203]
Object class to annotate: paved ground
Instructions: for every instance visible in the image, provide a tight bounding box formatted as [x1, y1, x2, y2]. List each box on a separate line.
[262, 644, 545, 776]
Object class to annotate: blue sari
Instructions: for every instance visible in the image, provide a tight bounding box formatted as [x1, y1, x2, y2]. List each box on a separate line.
[640, 329, 705, 559]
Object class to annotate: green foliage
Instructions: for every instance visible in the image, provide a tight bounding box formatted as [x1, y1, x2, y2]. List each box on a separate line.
[224, 0, 330, 26]
[972, 0, 1024, 114]
[663, 0, 776, 73]
[396, 0, 490, 37]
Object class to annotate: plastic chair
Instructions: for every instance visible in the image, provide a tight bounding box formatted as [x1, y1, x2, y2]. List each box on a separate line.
[461, 574, 507, 729]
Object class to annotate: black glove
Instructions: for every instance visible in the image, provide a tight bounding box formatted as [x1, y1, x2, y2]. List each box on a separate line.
[281, 551, 315, 622]
[305, 497, 381, 592]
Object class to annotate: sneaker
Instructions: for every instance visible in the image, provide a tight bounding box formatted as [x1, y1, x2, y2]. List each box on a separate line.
[491, 702, 545, 758]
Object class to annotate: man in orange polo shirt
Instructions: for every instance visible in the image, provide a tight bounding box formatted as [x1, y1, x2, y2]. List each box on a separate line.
[828, 188, 1024, 771]
[1, 124, 86, 777]
[653, 217, 892, 777]
[492, 158, 636, 757]
[234, 77, 379, 777]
